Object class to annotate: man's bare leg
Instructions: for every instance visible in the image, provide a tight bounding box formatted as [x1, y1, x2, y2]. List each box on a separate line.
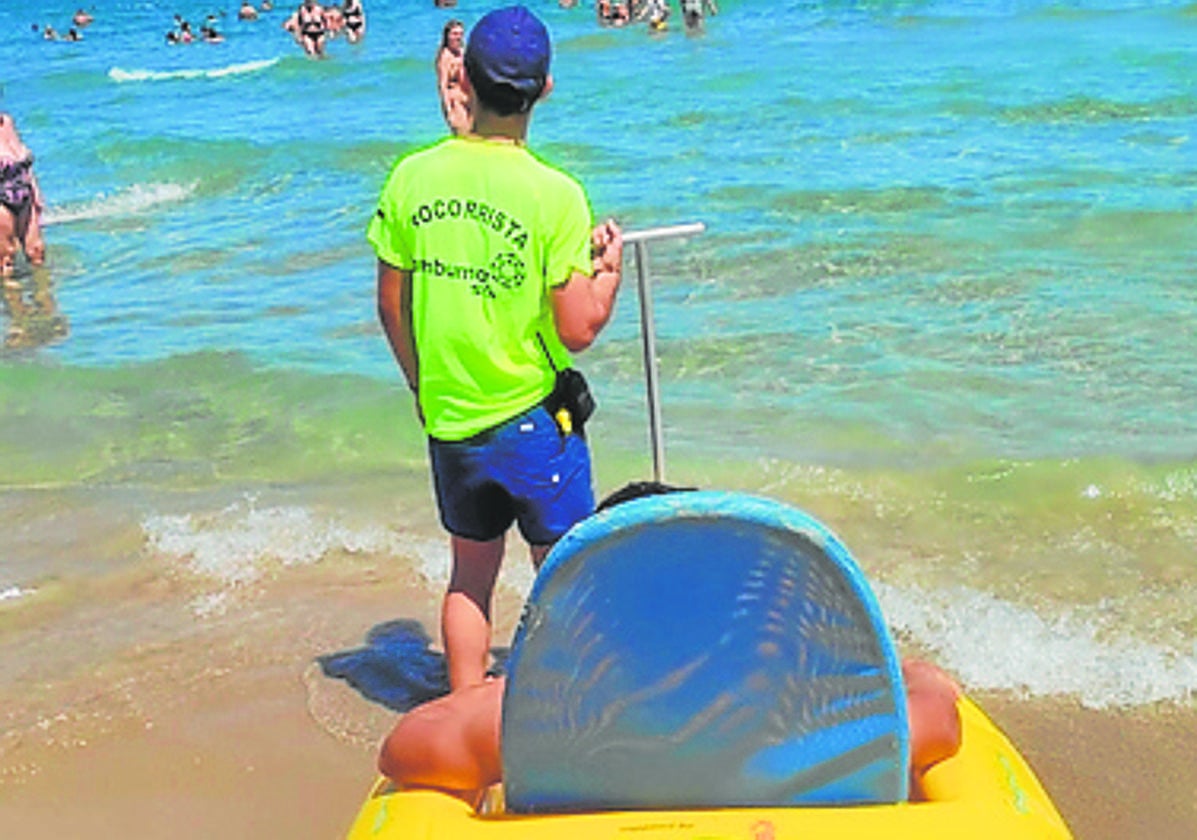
[444, 534, 505, 691]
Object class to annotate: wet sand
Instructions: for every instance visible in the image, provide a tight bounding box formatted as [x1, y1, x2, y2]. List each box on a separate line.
[977, 693, 1197, 840]
[2, 566, 1194, 840]
[0, 661, 373, 839]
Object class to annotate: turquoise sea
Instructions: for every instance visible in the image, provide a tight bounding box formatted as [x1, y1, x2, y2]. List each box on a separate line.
[1, 0, 1195, 723]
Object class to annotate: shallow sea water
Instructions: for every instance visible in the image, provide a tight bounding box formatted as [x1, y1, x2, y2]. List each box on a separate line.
[1, 0, 1195, 740]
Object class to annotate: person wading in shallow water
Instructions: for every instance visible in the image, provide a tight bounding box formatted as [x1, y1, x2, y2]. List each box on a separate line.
[0, 111, 66, 347]
[680, 0, 718, 32]
[0, 112, 46, 279]
[342, 0, 365, 43]
[435, 19, 470, 135]
[369, 5, 623, 694]
[295, 0, 328, 56]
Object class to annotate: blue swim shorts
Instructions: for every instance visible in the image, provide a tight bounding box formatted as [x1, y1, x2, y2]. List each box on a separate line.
[429, 405, 595, 545]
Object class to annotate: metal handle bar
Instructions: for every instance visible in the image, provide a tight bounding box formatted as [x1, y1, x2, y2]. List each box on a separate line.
[621, 222, 706, 482]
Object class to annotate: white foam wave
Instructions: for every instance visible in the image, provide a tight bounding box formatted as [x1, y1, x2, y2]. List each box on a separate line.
[143, 500, 407, 588]
[108, 57, 279, 83]
[42, 182, 195, 227]
[409, 537, 452, 585]
[0, 585, 33, 603]
[876, 581, 1197, 709]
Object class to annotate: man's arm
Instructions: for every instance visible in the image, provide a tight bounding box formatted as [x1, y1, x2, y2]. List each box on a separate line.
[376, 260, 420, 398]
[378, 677, 505, 799]
[551, 219, 623, 352]
[901, 659, 961, 799]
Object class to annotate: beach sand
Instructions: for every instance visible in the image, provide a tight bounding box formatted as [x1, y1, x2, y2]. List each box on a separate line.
[1, 560, 1194, 840]
[977, 693, 1197, 840]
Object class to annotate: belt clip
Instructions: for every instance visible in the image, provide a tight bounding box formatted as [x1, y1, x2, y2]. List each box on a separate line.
[554, 406, 573, 436]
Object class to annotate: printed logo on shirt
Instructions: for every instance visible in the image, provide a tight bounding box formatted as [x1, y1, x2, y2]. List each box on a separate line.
[414, 251, 527, 299]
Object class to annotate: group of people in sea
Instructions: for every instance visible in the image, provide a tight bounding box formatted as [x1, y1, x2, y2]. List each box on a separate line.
[594, 0, 718, 32]
[433, 0, 715, 135]
[33, 7, 93, 42]
[282, 0, 367, 57]
[166, 12, 228, 44]
[163, 1, 366, 55]
[156, 0, 366, 55]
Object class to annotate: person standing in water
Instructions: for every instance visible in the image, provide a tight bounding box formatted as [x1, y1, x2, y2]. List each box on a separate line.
[369, 5, 623, 692]
[0, 112, 46, 278]
[637, 0, 670, 31]
[295, 0, 327, 57]
[680, 0, 717, 32]
[342, 0, 365, 43]
[0, 111, 65, 348]
[435, 19, 470, 135]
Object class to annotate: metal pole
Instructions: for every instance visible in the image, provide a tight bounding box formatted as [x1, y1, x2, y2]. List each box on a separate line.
[623, 222, 706, 483]
[633, 240, 666, 482]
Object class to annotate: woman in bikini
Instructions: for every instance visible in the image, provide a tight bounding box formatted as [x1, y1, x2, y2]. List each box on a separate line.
[0, 112, 46, 278]
[435, 19, 470, 135]
[295, 0, 327, 57]
[342, 0, 365, 44]
[0, 111, 65, 348]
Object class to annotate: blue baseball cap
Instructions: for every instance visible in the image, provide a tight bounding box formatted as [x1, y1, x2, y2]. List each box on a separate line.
[464, 5, 551, 113]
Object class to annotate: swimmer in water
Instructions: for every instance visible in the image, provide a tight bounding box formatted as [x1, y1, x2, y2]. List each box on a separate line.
[201, 15, 224, 42]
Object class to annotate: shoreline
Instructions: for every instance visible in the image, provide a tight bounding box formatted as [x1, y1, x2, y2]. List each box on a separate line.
[4, 673, 1197, 839]
[2, 568, 1195, 840]
[1, 485, 1194, 839]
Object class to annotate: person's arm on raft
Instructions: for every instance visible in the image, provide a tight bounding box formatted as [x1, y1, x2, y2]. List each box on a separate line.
[902, 658, 963, 800]
[378, 677, 504, 800]
[377, 660, 963, 805]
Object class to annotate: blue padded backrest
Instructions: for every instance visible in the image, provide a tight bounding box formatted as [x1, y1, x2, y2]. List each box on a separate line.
[501, 491, 909, 814]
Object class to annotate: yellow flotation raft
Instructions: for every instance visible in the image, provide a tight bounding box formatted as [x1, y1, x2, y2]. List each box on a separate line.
[344, 696, 1072, 840]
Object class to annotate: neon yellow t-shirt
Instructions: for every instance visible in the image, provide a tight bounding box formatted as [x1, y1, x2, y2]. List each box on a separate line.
[367, 136, 593, 441]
